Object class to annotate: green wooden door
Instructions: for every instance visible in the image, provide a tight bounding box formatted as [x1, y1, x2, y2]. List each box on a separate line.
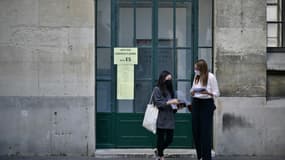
[96, 0, 199, 148]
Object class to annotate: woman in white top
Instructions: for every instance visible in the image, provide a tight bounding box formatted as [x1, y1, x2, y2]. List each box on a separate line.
[190, 59, 220, 160]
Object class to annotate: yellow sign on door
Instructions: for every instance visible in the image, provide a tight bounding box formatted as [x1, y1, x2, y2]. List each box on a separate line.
[117, 65, 134, 99]
[114, 47, 138, 100]
[114, 48, 138, 65]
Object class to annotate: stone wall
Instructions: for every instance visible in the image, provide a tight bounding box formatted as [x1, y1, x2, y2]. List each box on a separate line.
[0, 0, 95, 156]
[214, 0, 285, 156]
[214, 0, 267, 97]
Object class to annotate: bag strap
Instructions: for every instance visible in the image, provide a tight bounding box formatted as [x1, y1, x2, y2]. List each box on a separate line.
[148, 87, 157, 104]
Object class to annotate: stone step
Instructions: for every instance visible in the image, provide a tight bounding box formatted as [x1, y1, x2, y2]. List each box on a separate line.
[95, 149, 215, 158]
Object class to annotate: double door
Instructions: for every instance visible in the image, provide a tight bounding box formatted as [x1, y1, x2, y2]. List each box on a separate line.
[96, 0, 199, 148]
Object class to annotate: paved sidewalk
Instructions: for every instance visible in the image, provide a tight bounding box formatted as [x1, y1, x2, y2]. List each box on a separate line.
[1, 149, 284, 160]
[1, 156, 285, 160]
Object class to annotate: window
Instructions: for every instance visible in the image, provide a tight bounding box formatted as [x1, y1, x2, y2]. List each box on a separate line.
[266, 0, 285, 98]
[267, 0, 285, 48]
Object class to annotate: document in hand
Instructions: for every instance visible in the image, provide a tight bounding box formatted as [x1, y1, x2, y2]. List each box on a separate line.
[193, 88, 206, 92]
[171, 104, 177, 109]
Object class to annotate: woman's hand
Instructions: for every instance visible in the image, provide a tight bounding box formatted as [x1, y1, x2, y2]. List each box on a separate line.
[167, 98, 179, 105]
[200, 90, 213, 97]
[191, 91, 195, 96]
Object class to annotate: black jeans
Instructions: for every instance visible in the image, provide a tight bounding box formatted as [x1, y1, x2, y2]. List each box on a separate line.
[192, 98, 215, 160]
[156, 128, 174, 157]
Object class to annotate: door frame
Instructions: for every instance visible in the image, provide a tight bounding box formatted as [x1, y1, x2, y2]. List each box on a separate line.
[95, 0, 199, 148]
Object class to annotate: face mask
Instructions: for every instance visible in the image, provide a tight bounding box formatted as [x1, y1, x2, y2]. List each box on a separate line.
[164, 80, 172, 86]
[194, 70, 200, 75]
[164, 80, 173, 91]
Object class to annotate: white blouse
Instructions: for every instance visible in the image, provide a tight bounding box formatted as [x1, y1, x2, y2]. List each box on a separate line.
[190, 72, 220, 99]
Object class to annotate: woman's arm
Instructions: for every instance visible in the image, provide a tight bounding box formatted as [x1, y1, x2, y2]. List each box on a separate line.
[190, 76, 196, 96]
[153, 87, 169, 110]
[153, 87, 179, 110]
[210, 74, 220, 97]
[201, 73, 220, 97]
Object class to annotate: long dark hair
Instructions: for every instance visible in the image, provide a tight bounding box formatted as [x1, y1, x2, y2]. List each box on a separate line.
[157, 70, 174, 98]
[194, 59, 209, 86]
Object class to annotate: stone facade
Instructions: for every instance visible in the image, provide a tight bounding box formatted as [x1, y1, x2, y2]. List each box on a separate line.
[0, 0, 284, 157]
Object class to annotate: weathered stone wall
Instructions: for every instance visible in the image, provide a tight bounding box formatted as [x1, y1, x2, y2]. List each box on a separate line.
[0, 0, 95, 156]
[214, 0, 285, 156]
[214, 98, 285, 155]
[214, 0, 267, 97]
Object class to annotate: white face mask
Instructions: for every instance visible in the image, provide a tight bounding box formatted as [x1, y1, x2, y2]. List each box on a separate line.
[194, 70, 200, 75]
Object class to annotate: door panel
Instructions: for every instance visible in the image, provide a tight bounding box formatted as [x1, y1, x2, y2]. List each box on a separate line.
[96, 113, 114, 148]
[136, 8, 152, 41]
[97, 0, 111, 46]
[116, 114, 155, 148]
[158, 7, 174, 45]
[157, 47, 175, 77]
[117, 100, 133, 113]
[177, 49, 193, 79]
[176, 3, 192, 47]
[172, 114, 193, 148]
[115, 113, 193, 148]
[134, 81, 153, 113]
[96, 81, 112, 112]
[135, 47, 152, 79]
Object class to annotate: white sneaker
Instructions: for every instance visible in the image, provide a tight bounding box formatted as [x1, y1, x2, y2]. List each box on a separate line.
[154, 149, 158, 158]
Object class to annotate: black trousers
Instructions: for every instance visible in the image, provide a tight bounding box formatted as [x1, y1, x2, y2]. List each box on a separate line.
[156, 128, 174, 157]
[192, 98, 215, 160]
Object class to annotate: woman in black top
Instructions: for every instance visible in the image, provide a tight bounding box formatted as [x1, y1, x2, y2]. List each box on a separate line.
[152, 70, 180, 160]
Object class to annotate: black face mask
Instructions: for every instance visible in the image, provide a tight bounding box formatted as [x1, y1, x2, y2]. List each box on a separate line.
[164, 80, 173, 94]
